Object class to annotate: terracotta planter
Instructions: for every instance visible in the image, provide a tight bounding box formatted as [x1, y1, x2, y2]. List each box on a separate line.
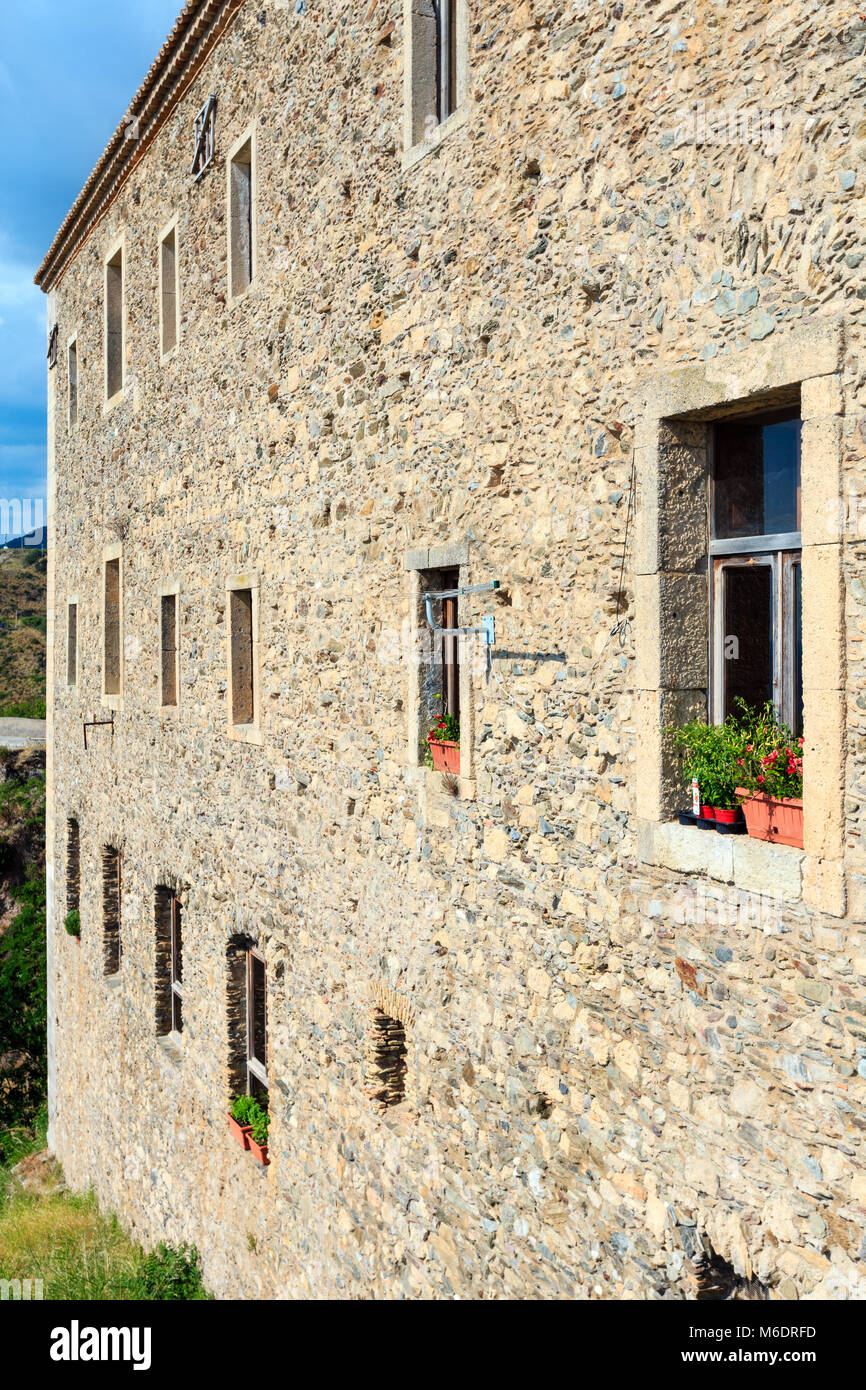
[227, 1113, 252, 1150]
[248, 1136, 270, 1166]
[428, 739, 460, 775]
[736, 788, 804, 850]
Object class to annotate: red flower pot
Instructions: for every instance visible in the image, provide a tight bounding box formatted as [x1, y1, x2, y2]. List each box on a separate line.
[712, 808, 739, 824]
[248, 1136, 270, 1167]
[701, 805, 715, 821]
[227, 1113, 252, 1150]
[736, 789, 804, 850]
[428, 739, 460, 775]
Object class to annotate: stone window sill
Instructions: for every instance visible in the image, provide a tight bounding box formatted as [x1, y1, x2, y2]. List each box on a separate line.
[105, 973, 122, 991]
[157, 1034, 183, 1065]
[402, 107, 468, 173]
[638, 819, 804, 903]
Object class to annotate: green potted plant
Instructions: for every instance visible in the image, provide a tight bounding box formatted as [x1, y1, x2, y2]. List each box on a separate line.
[424, 708, 460, 775]
[227, 1094, 257, 1150]
[669, 718, 743, 828]
[64, 909, 81, 939]
[247, 1102, 270, 1167]
[227, 1094, 270, 1165]
[733, 702, 804, 849]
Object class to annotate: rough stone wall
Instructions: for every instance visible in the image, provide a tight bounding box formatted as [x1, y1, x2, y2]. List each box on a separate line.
[44, 0, 866, 1299]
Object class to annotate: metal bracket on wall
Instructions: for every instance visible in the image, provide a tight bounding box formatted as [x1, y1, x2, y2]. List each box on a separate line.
[422, 581, 500, 645]
[83, 715, 115, 751]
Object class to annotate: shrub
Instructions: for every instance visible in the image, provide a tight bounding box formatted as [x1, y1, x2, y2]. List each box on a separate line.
[135, 1241, 210, 1301]
[669, 716, 743, 809]
[64, 910, 81, 938]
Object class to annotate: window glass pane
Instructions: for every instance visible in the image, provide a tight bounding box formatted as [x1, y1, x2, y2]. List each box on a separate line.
[250, 953, 267, 1069]
[714, 414, 801, 539]
[721, 563, 773, 719]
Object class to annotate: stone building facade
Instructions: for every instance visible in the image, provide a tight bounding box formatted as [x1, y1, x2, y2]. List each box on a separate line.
[37, 0, 866, 1299]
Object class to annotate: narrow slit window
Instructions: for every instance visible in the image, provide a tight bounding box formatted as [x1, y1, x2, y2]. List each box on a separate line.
[155, 887, 183, 1038]
[160, 226, 178, 356]
[160, 593, 178, 707]
[246, 949, 267, 1098]
[66, 601, 78, 688]
[365, 1009, 408, 1110]
[66, 818, 80, 915]
[711, 411, 802, 735]
[229, 587, 255, 726]
[409, 0, 463, 147]
[68, 339, 78, 425]
[105, 246, 124, 400]
[229, 138, 254, 298]
[102, 846, 122, 976]
[103, 558, 121, 696]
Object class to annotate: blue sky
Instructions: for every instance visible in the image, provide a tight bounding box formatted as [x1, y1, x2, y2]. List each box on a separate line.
[0, 0, 183, 510]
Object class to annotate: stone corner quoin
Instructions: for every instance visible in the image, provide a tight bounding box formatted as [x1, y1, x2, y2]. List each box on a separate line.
[37, 0, 866, 1301]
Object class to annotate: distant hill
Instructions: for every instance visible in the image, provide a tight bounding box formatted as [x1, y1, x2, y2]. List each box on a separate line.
[0, 534, 47, 552]
[0, 550, 46, 717]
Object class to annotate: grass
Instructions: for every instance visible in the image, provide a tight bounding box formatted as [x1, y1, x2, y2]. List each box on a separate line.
[0, 1118, 211, 1300]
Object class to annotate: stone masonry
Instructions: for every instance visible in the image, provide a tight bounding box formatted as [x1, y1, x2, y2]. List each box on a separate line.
[38, 0, 866, 1298]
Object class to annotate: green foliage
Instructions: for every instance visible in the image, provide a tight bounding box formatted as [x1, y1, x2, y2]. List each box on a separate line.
[64, 909, 81, 938]
[229, 1093, 269, 1145]
[0, 867, 47, 1131]
[732, 701, 803, 799]
[669, 716, 743, 809]
[0, 698, 46, 719]
[135, 1241, 211, 1300]
[669, 701, 804, 808]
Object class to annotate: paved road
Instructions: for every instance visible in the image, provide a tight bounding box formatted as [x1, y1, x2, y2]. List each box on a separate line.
[0, 718, 46, 750]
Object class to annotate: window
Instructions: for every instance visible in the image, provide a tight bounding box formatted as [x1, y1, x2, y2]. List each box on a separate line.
[102, 846, 122, 976]
[103, 556, 122, 697]
[47, 323, 58, 370]
[406, 0, 466, 152]
[365, 1009, 408, 1111]
[229, 587, 255, 726]
[68, 338, 78, 425]
[160, 592, 178, 707]
[66, 601, 78, 688]
[66, 819, 80, 915]
[191, 94, 216, 181]
[105, 244, 124, 400]
[159, 224, 178, 357]
[710, 412, 802, 734]
[419, 564, 460, 752]
[228, 134, 254, 299]
[155, 887, 183, 1038]
[246, 949, 267, 1098]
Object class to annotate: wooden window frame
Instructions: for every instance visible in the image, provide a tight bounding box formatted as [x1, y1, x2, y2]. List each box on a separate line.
[160, 588, 179, 709]
[169, 894, 183, 1037]
[158, 217, 180, 362]
[226, 577, 261, 743]
[67, 335, 78, 426]
[66, 598, 78, 689]
[246, 947, 268, 1095]
[102, 546, 123, 706]
[103, 234, 125, 407]
[227, 128, 256, 302]
[708, 420, 802, 734]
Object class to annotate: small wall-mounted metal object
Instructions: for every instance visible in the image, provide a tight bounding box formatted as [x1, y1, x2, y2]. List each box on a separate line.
[191, 95, 217, 181]
[422, 580, 500, 648]
[83, 714, 115, 750]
